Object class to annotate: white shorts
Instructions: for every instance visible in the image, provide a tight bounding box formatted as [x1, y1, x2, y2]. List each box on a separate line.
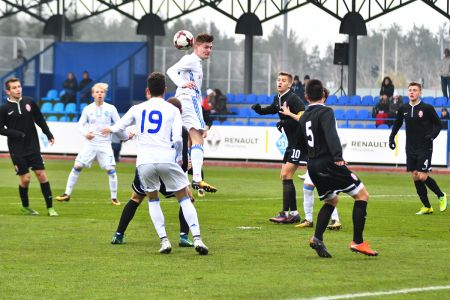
[75, 143, 116, 169]
[137, 163, 189, 193]
[178, 94, 205, 131]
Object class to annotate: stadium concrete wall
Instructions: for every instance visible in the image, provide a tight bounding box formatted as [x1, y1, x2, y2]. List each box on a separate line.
[0, 123, 447, 166]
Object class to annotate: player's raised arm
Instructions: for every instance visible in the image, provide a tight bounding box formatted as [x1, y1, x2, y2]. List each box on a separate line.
[167, 55, 196, 88]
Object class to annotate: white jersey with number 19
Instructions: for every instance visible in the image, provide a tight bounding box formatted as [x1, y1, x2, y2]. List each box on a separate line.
[109, 97, 183, 166]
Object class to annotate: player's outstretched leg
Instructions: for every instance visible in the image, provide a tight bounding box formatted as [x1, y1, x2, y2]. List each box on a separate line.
[148, 198, 171, 254]
[423, 176, 447, 212]
[56, 167, 82, 202]
[111, 199, 141, 244]
[177, 195, 208, 255]
[349, 200, 378, 256]
[107, 169, 120, 205]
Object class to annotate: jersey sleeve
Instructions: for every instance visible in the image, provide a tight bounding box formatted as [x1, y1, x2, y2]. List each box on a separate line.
[259, 97, 278, 115]
[110, 106, 136, 133]
[0, 105, 24, 138]
[427, 105, 442, 139]
[32, 100, 54, 140]
[77, 107, 89, 136]
[389, 105, 405, 139]
[166, 55, 194, 88]
[321, 109, 343, 161]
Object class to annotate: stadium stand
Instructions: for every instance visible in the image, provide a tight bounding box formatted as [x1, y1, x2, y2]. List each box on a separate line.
[41, 89, 59, 101]
[47, 115, 58, 121]
[41, 102, 53, 113]
[53, 103, 65, 114]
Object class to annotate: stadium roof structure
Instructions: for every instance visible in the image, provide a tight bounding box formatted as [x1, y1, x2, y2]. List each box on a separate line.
[1, 0, 450, 95]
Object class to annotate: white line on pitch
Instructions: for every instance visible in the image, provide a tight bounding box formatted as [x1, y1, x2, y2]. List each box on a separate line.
[301, 285, 450, 300]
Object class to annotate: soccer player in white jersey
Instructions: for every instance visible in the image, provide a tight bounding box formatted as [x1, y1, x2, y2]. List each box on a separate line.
[55, 83, 128, 205]
[103, 72, 208, 255]
[166, 33, 217, 193]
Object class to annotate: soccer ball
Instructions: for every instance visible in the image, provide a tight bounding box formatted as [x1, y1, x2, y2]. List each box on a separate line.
[173, 30, 194, 50]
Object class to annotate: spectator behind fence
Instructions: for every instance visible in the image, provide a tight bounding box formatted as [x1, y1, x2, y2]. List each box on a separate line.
[388, 93, 403, 127]
[202, 88, 214, 113]
[212, 88, 228, 122]
[373, 93, 390, 127]
[13, 49, 27, 68]
[441, 108, 449, 130]
[291, 75, 305, 105]
[380, 76, 394, 98]
[440, 48, 450, 98]
[78, 71, 93, 103]
[61, 72, 78, 104]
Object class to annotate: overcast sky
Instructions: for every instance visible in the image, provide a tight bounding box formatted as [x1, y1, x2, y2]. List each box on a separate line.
[183, 1, 450, 55]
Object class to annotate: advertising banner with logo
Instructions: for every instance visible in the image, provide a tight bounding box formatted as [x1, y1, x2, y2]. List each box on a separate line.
[0, 123, 447, 166]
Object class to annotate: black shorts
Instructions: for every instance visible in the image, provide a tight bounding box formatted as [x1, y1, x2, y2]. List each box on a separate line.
[11, 153, 45, 176]
[283, 147, 307, 165]
[406, 151, 433, 172]
[131, 169, 175, 198]
[307, 158, 363, 201]
[132, 169, 146, 197]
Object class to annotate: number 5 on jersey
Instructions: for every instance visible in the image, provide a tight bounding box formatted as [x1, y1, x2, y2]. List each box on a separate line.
[306, 121, 314, 147]
[141, 110, 162, 134]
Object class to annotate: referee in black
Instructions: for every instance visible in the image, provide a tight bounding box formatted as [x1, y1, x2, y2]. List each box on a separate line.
[297, 79, 378, 258]
[389, 81, 447, 214]
[0, 78, 58, 216]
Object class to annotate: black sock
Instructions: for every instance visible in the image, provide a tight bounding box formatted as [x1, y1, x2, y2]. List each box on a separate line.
[179, 207, 189, 235]
[116, 200, 140, 234]
[352, 201, 367, 244]
[424, 177, 444, 198]
[414, 180, 431, 208]
[282, 179, 296, 211]
[40, 182, 53, 208]
[314, 203, 335, 241]
[19, 185, 29, 207]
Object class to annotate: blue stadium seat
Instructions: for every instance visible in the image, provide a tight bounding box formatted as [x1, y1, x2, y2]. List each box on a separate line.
[47, 115, 58, 121]
[80, 103, 88, 112]
[58, 90, 65, 100]
[338, 123, 348, 128]
[350, 95, 362, 106]
[264, 95, 273, 104]
[212, 120, 221, 126]
[435, 97, 447, 107]
[267, 122, 277, 126]
[65, 103, 77, 114]
[361, 95, 374, 106]
[239, 107, 251, 117]
[245, 94, 257, 104]
[373, 96, 380, 105]
[352, 123, 364, 128]
[357, 109, 370, 119]
[41, 89, 58, 101]
[337, 95, 350, 105]
[72, 116, 78, 122]
[256, 94, 268, 104]
[377, 124, 389, 129]
[256, 121, 267, 126]
[365, 124, 376, 129]
[234, 121, 244, 126]
[346, 109, 357, 120]
[222, 121, 232, 125]
[229, 107, 239, 115]
[53, 103, 65, 113]
[326, 95, 338, 105]
[247, 121, 256, 126]
[334, 109, 345, 119]
[40, 102, 53, 113]
[422, 96, 434, 105]
[226, 93, 235, 103]
[59, 115, 71, 122]
[234, 93, 245, 103]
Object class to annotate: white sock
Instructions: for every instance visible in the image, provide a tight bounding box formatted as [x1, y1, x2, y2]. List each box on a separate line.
[190, 144, 204, 182]
[290, 210, 299, 216]
[331, 207, 340, 222]
[179, 196, 200, 236]
[65, 167, 81, 195]
[107, 169, 118, 199]
[148, 199, 167, 239]
[303, 185, 315, 222]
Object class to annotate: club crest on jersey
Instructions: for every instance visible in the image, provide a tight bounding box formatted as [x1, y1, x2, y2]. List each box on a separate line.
[418, 110, 423, 118]
[104, 111, 109, 117]
[25, 104, 31, 112]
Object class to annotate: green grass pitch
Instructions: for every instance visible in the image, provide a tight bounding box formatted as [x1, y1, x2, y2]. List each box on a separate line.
[0, 158, 449, 299]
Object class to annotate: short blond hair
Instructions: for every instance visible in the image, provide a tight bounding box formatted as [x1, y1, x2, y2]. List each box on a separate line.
[92, 83, 109, 93]
[278, 72, 293, 83]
